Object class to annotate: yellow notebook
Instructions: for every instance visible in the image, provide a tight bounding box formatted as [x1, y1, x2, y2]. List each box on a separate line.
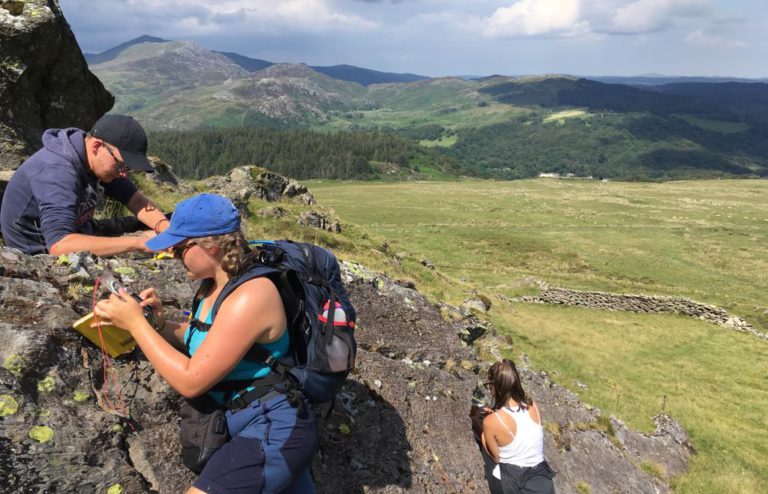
[72, 312, 137, 358]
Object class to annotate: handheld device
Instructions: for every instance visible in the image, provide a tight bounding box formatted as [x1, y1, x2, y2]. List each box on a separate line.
[98, 269, 156, 328]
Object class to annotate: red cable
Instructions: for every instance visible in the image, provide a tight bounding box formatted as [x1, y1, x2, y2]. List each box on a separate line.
[91, 278, 129, 419]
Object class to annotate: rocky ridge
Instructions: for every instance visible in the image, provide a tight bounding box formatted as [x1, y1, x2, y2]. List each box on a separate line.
[0, 247, 693, 493]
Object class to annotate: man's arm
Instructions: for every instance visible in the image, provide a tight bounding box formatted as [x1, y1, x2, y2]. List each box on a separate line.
[49, 232, 151, 257]
[126, 191, 168, 232]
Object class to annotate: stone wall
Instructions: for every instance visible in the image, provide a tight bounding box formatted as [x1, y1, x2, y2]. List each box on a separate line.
[521, 285, 766, 340]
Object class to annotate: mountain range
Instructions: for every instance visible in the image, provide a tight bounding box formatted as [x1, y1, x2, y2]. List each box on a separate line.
[86, 36, 768, 180]
[84, 35, 428, 87]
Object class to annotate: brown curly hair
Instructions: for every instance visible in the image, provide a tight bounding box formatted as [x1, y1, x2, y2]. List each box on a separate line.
[194, 230, 260, 277]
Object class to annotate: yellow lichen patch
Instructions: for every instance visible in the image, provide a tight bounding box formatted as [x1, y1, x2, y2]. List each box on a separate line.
[0, 394, 19, 416]
[56, 254, 72, 265]
[114, 267, 136, 278]
[37, 376, 55, 393]
[107, 484, 123, 494]
[2, 354, 26, 376]
[73, 390, 90, 402]
[29, 425, 54, 443]
[339, 423, 351, 435]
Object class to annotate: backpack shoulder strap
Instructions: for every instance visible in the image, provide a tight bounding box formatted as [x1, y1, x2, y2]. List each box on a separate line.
[209, 264, 280, 320]
[207, 263, 305, 367]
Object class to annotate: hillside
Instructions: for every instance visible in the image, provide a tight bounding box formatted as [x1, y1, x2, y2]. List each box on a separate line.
[89, 39, 768, 180]
[311, 178, 768, 494]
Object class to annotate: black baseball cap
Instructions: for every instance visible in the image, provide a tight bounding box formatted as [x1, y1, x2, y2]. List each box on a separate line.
[90, 114, 154, 173]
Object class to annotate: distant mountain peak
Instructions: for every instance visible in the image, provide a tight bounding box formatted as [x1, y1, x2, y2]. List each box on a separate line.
[85, 34, 168, 65]
[127, 34, 167, 44]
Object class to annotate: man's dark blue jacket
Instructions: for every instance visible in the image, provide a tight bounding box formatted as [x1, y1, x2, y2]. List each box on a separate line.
[0, 128, 137, 254]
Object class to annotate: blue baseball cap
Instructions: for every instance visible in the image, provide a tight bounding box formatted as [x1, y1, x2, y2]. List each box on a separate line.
[145, 194, 240, 251]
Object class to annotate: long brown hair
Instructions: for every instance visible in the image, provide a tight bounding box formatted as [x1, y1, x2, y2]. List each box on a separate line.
[487, 358, 530, 410]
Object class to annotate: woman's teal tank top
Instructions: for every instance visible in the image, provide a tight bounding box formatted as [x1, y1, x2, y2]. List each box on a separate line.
[185, 300, 289, 403]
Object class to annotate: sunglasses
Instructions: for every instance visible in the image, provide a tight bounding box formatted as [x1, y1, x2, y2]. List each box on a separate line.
[171, 241, 197, 259]
[103, 143, 130, 176]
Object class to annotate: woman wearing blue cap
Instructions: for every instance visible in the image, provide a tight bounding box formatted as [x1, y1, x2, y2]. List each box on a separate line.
[95, 193, 318, 494]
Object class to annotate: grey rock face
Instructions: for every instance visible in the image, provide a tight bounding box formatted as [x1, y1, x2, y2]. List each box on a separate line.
[202, 166, 317, 206]
[0, 249, 692, 493]
[0, 1, 113, 170]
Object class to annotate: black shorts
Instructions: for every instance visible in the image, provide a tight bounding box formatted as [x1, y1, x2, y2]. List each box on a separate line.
[499, 461, 556, 494]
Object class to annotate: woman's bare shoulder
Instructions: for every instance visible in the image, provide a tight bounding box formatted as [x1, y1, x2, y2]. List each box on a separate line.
[223, 277, 282, 309]
[482, 411, 500, 429]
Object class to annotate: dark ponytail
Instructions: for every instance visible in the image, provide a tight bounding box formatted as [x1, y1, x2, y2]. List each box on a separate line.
[487, 358, 530, 410]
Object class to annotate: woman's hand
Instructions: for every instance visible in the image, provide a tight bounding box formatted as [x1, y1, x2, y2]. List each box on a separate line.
[139, 287, 165, 330]
[94, 289, 146, 333]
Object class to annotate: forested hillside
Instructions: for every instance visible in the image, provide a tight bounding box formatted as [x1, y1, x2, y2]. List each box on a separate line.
[148, 128, 463, 179]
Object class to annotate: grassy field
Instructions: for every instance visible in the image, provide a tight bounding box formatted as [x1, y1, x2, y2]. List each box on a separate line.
[309, 178, 768, 494]
[322, 101, 528, 133]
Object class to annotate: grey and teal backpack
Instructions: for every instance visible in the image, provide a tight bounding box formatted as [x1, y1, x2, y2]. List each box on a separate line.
[187, 240, 357, 405]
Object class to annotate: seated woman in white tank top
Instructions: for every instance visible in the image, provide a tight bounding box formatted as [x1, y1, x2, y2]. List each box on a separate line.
[481, 359, 556, 494]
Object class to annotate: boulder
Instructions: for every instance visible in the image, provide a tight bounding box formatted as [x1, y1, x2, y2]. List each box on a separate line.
[201, 166, 316, 205]
[256, 206, 287, 219]
[297, 210, 342, 233]
[0, 1, 113, 171]
[145, 156, 192, 192]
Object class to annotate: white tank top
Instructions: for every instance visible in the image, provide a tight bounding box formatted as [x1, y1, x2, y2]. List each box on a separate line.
[495, 404, 544, 467]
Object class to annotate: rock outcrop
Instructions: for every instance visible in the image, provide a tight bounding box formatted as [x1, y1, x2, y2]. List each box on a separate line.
[202, 166, 316, 206]
[0, 249, 693, 493]
[0, 1, 113, 171]
[297, 210, 342, 233]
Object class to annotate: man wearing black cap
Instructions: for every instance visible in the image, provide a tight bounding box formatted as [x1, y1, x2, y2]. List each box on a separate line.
[0, 114, 169, 256]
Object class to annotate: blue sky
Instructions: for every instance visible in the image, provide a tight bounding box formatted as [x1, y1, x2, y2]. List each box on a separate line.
[60, 0, 766, 78]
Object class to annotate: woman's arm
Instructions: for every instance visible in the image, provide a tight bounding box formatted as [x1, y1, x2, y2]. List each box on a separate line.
[530, 401, 542, 424]
[96, 277, 286, 398]
[482, 414, 501, 463]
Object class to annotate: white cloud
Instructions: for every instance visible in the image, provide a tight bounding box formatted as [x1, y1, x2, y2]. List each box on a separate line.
[610, 0, 710, 34]
[482, 0, 587, 37]
[685, 29, 746, 48]
[122, 0, 378, 34]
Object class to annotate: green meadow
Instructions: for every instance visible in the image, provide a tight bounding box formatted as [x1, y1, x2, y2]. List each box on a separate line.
[309, 178, 768, 494]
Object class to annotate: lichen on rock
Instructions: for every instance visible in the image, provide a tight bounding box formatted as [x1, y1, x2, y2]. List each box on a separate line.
[28, 425, 54, 443]
[2, 354, 25, 376]
[37, 375, 55, 393]
[0, 394, 19, 416]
